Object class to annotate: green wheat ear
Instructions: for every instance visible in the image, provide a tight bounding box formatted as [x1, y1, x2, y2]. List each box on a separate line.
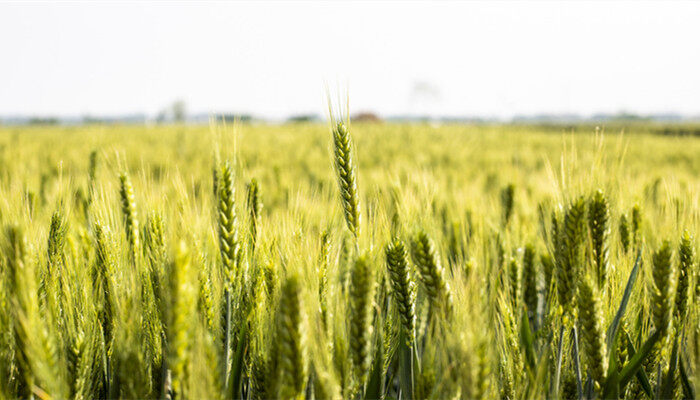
[246, 178, 263, 251]
[212, 164, 220, 198]
[318, 230, 331, 328]
[331, 121, 361, 239]
[3, 225, 34, 398]
[495, 232, 506, 270]
[5, 225, 65, 397]
[588, 189, 610, 289]
[522, 244, 538, 318]
[198, 262, 216, 333]
[652, 240, 675, 339]
[42, 211, 67, 309]
[500, 183, 515, 227]
[119, 172, 139, 259]
[411, 230, 454, 317]
[312, 363, 342, 400]
[676, 231, 694, 323]
[348, 254, 375, 386]
[561, 370, 578, 400]
[93, 223, 116, 347]
[144, 213, 166, 321]
[507, 255, 521, 308]
[556, 197, 586, 315]
[88, 149, 98, 203]
[216, 160, 240, 391]
[550, 209, 560, 250]
[47, 210, 67, 274]
[631, 204, 642, 247]
[272, 274, 307, 399]
[541, 253, 555, 300]
[577, 275, 608, 387]
[217, 160, 240, 289]
[250, 350, 269, 400]
[167, 241, 196, 397]
[263, 256, 278, 300]
[474, 341, 491, 399]
[385, 238, 417, 342]
[144, 213, 166, 272]
[499, 358, 514, 400]
[619, 213, 631, 254]
[88, 149, 98, 182]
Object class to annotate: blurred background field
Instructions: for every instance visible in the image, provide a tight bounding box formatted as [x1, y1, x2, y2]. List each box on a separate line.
[0, 121, 699, 399]
[2, 123, 698, 234]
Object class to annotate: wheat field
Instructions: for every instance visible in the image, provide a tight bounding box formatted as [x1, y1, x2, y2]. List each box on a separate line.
[0, 121, 698, 399]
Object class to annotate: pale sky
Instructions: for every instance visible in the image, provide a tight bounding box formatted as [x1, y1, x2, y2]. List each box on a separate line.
[1, 1, 700, 119]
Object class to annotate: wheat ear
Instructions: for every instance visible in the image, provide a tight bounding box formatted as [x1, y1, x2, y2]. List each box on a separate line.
[385, 238, 417, 342]
[331, 122, 361, 239]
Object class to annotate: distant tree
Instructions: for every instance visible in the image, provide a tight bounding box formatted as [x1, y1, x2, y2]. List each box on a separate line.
[28, 117, 59, 125]
[351, 112, 382, 122]
[83, 115, 104, 124]
[218, 114, 252, 123]
[287, 114, 319, 123]
[172, 100, 186, 122]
